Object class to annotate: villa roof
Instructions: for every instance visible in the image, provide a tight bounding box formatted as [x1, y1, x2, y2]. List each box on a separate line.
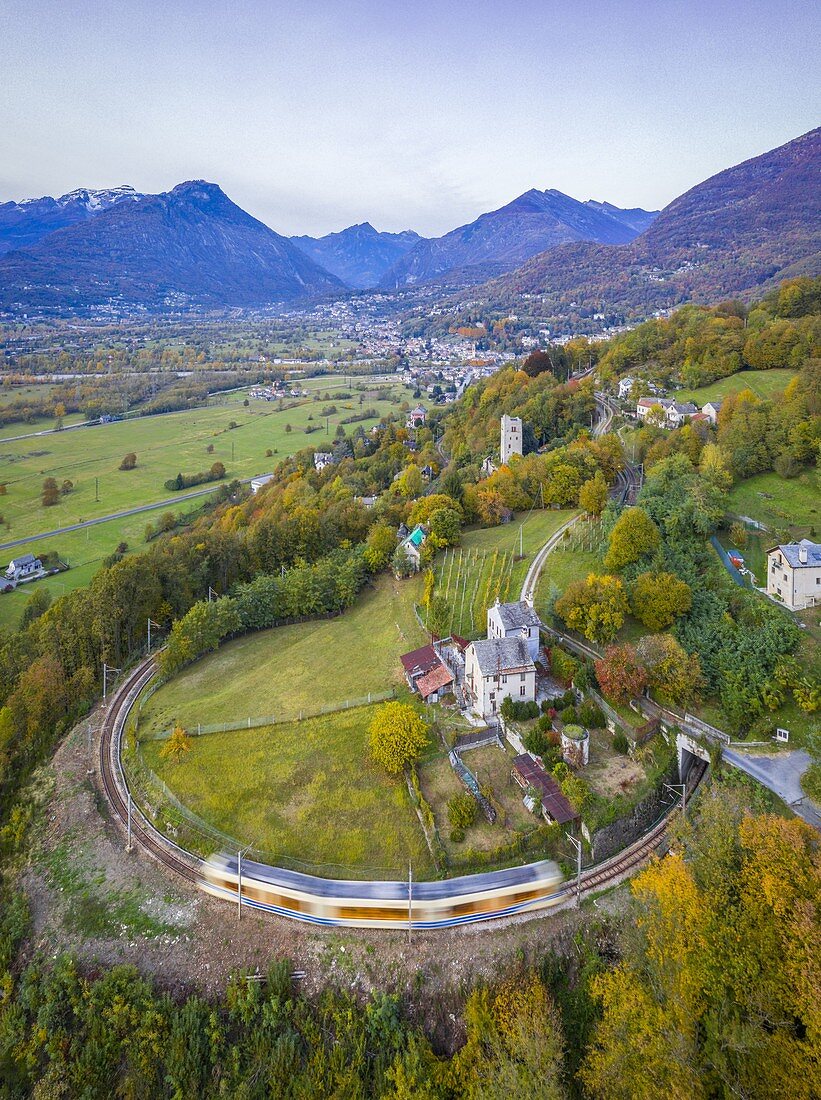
[469, 637, 535, 677]
[493, 599, 541, 631]
[400, 644, 440, 679]
[771, 539, 821, 569]
[416, 663, 454, 700]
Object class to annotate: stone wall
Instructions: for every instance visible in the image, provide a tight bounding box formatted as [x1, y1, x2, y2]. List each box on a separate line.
[588, 756, 680, 863]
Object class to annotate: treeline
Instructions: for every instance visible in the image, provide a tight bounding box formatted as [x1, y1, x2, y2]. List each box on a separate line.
[164, 461, 226, 492]
[597, 275, 821, 389]
[0, 778, 817, 1097]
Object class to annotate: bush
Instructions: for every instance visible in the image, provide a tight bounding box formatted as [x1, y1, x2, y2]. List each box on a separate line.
[746, 715, 776, 741]
[560, 705, 577, 725]
[500, 698, 540, 721]
[579, 701, 605, 729]
[612, 731, 629, 754]
[448, 792, 477, 830]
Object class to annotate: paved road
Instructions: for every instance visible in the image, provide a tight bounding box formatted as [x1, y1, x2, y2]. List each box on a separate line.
[724, 747, 820, 828]
[0, 479, 252, 552]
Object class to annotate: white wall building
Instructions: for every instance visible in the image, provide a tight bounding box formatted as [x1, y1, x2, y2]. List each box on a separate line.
[250, 473, 275, 494]
[486, 598, 542, 662]
[464, 637, 536, 719]
[500, 413, 523, 464]
[767, 540, 821, 610]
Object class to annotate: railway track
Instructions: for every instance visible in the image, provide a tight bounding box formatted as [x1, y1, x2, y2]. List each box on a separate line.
[96, 654, 705, 924]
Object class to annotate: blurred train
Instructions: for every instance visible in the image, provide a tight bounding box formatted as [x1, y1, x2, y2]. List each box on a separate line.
[200, 853, 565, 929]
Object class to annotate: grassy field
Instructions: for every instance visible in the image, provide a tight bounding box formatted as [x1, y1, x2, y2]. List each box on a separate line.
[0, 385, 410, 544]
[140, 705, 433, 878]
[727, 468, 819, 535]
[138, 573, 426, 734]
[676, 368, 797, 405]
[431, 509, 577, 637]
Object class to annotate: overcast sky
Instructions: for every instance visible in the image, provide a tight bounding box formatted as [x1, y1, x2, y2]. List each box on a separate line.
[1, 0, 818, 237]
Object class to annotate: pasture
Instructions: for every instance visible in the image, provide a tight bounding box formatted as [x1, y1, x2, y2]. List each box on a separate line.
[137, 573, 426, 734]
[140, 705, 434, 878]
[727, 467, 819, 535]
[676, 368, 796, 405]
[0, 383, 410, 544]
[431, 509, 577, 637]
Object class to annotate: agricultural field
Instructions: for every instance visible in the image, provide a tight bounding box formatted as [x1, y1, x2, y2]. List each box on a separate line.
[727, 467, 819, 536]
[140, 705, 434, 879]
[675, 368, 797, 405]
[137, 573, 426, 735]
[0, 384, 410, 545]
[430, 509, 577, 637]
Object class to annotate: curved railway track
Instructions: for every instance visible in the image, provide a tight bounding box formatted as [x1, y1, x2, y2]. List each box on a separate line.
[97, 656, 705, 924]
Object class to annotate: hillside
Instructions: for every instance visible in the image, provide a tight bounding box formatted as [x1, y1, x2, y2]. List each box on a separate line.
[380, 189, 657, 289]
[470, 128, 821, 321]
[0, 181, 344, 311]
[290, 222, 421, 288]
[0, 185, 142, 255]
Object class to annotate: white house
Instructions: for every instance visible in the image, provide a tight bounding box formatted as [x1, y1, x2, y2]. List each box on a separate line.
[665, 401, 698, 428]
[250, 473, 275, 494]
[4, 553, 44, 583]
[767, 540, 821, 610]
[636, 396, 673, 422]
[487, 598, 542, 662]
[702, 401, 722, 425]
[617, 376, 636, 400]
[500, 414, 523, 465]
[313, 452, 334, 471]
[399, 523, 428, 571]
[464, 637, 536, 719]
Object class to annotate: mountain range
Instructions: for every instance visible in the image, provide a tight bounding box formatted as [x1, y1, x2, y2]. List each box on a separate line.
[290, 223, 421, 289]
[378, 190, 658, 289]
[0, 127, 817, 315]
[470, 127, 821, 320]
[0, 181, 343, 311]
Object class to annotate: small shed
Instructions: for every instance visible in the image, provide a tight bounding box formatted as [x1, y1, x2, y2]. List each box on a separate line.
[512, 754, 577, 825]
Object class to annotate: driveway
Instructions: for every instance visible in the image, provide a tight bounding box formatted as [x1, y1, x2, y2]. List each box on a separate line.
[723, 747, 821, 829]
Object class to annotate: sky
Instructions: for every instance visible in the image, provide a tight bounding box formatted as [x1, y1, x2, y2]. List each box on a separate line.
[1, 0, 818, 238]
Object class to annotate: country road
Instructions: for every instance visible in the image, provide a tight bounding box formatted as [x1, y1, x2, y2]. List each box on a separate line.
[0, 478, 252, 552]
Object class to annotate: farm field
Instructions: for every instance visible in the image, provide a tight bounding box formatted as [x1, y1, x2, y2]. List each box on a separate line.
[138, 573, 426, 735]
[727, 467, 819, 536]
[0, 493, 216, 630]
[0, 384, 411, 544]
[140, 705, 434, 878]
[431, 509, 577, 637]
[676, 368, 797, 405]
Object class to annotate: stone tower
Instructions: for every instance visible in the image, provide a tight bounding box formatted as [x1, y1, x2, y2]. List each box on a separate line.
[500, 414, 523, 464]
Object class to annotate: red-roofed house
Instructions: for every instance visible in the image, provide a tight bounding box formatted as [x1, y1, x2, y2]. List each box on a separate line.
[416, 663, 454, 702]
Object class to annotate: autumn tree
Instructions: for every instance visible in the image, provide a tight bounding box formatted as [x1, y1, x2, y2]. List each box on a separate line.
[555, 574, 629, 645]
[41, 476, 60, 507]
[604, 507, 661, 571]
[160, 724, 192, 764]
[630, 572, 692, 631]
[428, 507, 461, 547]
[636, 633, 702, 708]
[119, 452, 137, 470]
[363, 523, 397, 572]
[210, 460, 226, 480]
[578, 471, 609, 517]
[368, 701, 429, 775]
[397, 464, 424, 500]
[594, 643, 648, 704]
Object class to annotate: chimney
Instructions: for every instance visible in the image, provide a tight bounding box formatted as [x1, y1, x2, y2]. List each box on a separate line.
[798, 543, 808, 565]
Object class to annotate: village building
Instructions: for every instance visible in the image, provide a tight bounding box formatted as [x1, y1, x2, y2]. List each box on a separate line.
[399, 523, 428, 570]
[313, 452, 334, 471]
[399, 643, 454, 703]
[702, 400, 723, 425]
[766, 539, 821, 610]
[636, 396, 673, 421]
[249, 473, 275, 494]
[500, 413, 523, 465]
[464, 636, 536, 719]
[617, 376, 636, 399]
[4, 553, 44, 583]
[486, 598, 542, 662]
[511, 753, 578, 825]
[665, 401, 699, 428]
[406, 405, 427, 429]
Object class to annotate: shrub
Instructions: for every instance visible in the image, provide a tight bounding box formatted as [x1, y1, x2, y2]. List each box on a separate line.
[612, 731, 629, 754]
[500, 698, 540, 721]
[448, 792, 477, 830]
[450, 827, 466, 844]
[119, 452, 137, 470]
[579, 702, 605, 729]
[560, 705, 577, 724]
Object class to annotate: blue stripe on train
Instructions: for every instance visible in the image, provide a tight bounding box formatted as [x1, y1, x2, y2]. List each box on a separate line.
[202, 882, 566, 927]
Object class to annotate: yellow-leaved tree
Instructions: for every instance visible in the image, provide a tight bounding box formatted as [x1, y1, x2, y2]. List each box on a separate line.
[368, 701, 429, 776]
[160, 723, 192, 765]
